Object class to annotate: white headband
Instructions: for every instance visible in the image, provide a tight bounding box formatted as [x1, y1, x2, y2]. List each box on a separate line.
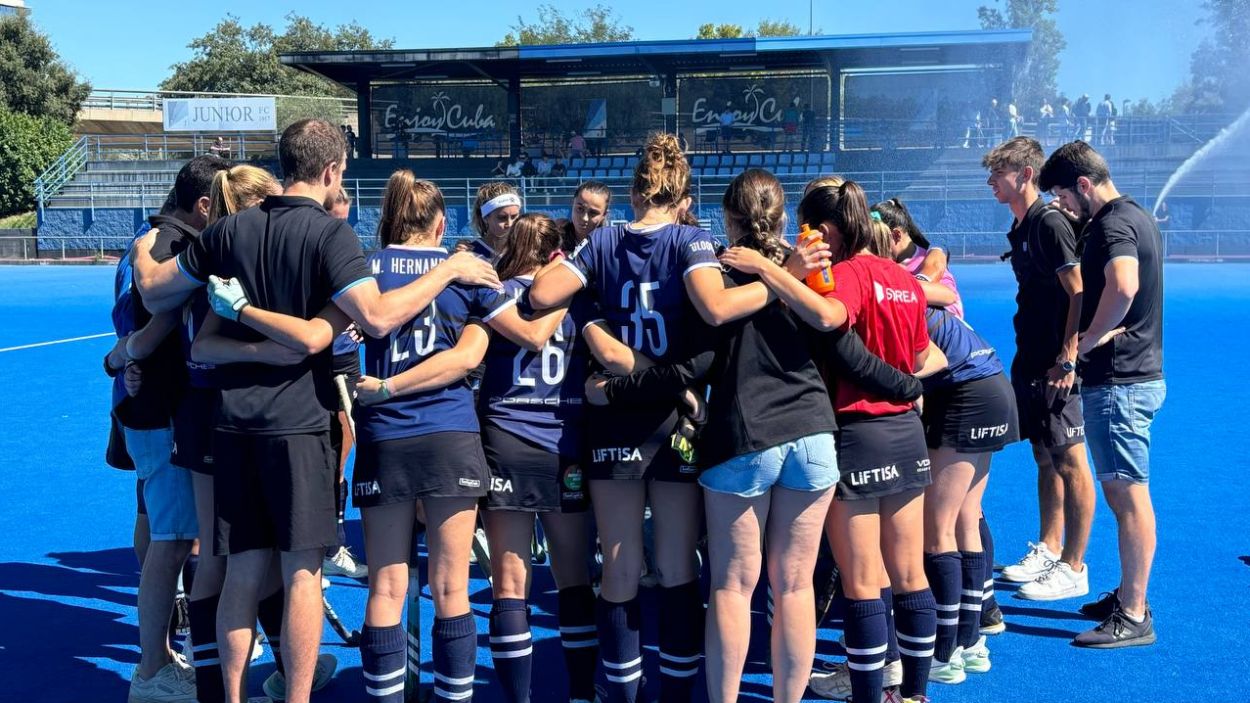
[480, 193, 522, 218]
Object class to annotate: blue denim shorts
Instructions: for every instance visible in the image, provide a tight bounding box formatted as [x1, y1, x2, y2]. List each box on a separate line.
[699, 433, 838, 498]
[124, 426, 198, 541]
[1081, 380, 1166, 485]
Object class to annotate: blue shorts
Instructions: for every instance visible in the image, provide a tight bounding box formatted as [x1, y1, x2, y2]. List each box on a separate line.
[1081, 380, 1166, 485]
[124, 427, 198, 541]
[699, 433, 838, 498]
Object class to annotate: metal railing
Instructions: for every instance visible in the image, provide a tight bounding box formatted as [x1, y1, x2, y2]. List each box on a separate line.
[75, 132, 281, 162]
[33, 136, 90, 218]
[83, 89, 356, 119]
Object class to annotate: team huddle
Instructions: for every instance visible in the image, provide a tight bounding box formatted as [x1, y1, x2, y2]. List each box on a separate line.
[111, 118, 1165, 703]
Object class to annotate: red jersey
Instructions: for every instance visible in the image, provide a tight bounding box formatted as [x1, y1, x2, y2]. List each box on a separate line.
[827, 254, 929, 415]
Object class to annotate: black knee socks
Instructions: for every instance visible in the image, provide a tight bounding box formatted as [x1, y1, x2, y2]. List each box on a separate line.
[596, 596, 641, 703]
[489, 599, 532, 703]
[557, 585, 598, 701]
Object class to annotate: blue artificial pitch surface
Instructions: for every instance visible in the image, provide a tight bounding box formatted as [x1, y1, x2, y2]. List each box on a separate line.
[0, 263, 1245, 703]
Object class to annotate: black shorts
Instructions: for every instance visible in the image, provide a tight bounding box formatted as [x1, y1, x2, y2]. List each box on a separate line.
[171, 387, 219, 475]
[1012, 373, 1086, 448]
[923, 373, 1020, 453]
[212, 430, 337, 555]
[581, 404, 700, 484]
[353, 431, 489, 508]
[834, 411, 931, 500]
[481, 422, 588, 513]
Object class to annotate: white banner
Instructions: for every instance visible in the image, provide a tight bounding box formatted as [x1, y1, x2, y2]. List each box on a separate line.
[163, 97, 277, 132]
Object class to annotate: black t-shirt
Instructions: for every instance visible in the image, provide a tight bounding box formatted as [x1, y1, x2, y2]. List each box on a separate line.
[1078, 196, 1165, 385]
[1007, 199, 1080, 379]
[114, 215, 194, 430]
[178, 195, 371, 434]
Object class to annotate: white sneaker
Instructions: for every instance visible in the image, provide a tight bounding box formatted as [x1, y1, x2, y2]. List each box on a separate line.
[960, 635, 991, 673]
[251, 633, 265, 662]
[128, 661, 197, 703]
[262, 653, 338, 700]
[928, 646, 966, 685]
[323, 545, 368, 579]
[809, 659, 902, 700]
[1001, 542, 1060, 583]
[1017, 561, 1089, 601]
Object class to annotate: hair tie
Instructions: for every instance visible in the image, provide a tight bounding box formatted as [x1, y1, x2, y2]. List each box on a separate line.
[870, 211, 882, 222]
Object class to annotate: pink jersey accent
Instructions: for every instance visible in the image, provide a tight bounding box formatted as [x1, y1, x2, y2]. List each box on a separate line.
[903, 246, 964, 319]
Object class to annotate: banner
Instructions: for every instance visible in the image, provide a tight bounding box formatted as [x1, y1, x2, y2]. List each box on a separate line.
[678, 74, 828, 149]
[371, 83, 507, 157]
[163, 97, 277, 132]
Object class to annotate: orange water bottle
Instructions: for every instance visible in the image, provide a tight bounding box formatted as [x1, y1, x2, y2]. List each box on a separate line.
[797, 224, 836, 294]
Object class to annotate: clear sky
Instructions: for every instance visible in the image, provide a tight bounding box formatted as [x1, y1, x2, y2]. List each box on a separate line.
[30, 0, 1205, 103]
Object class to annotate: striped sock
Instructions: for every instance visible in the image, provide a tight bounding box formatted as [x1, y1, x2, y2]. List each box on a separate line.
[256, 588, 285, 676]
[557, 586, 598, 701]
[657, 581, 703, 702]
[188, 594, 224, 703]
[362, 624, 406, 702]
[881, 587, 899, 664]
[844, 598, 888, 703]
[959, 551, 986, 647]
[596, 596, 641, 703]
[892, 589, 937, 700]
[432, 613, 477, 702]
[979, 516, 1000, 612]
[923, 551, 962, 662]
[766, 585, 774, 627]
[489, 599, 532, 703]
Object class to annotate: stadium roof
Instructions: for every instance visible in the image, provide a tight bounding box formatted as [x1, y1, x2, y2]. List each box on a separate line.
[281, 29, 1031, 86]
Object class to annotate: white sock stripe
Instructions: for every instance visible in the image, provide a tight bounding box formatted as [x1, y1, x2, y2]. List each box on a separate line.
[363, 667, 406, 682]
[847, 660, 885, 672]
[408, 633, 421, 649]
[602, 655, 643, 670]
[659, 652, 702, 664]
[605, 670, 643, 683]
[191, 643, 218, 653]
[434, 672, 476, 686]
[937, 617, 959, 626]
[982, 591, 993, 600]
[897, 646, 936, 658]
[193, 658, 220, 667]
[962, 589, 983, 598]
[408, 661, 421, 675]
[434, 686, 474, 700]
[961, 604, 983, 611]
[659, 666, 700, 678]
[367, 681, 407, 697]
[559, 625, 597, 634]
[562, 639, 599, 649]
[489, 633, 532, 644]
[492, 646, 533, 659]
[983, 579, 995, 588]
[845, 644, 888, 656]
[936, 603, 960, 611]
[896, 632, 937, 644]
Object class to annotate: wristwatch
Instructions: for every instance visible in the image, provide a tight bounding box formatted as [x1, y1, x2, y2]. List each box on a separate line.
[1059, 359, 1076, 373]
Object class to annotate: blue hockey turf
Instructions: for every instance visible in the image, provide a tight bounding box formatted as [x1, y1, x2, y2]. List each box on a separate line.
[0, 262, 1243, 703]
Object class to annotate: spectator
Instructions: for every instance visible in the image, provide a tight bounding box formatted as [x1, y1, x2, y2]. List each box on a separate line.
[491, 159, 508, 177]
[520, 153, 538, 191]
[505, 155, 524, 179]
[719, 102, 736, 153]
[534, 153, 553, 193]
[1039, 98, 1055, 145]
[1096, 94, 1114, 145]
[1059, 97, 1073, 139]
[962, 102, 983, 148]
[1008, 99, 1021, 137]
[550, 156, 567, 180]
[342, 125, 358, 158]
[209, 136, 230, 159]
[1073, 94, 1092, 140]
[782, 97, 800, 150]
[801, 102, 817, 150]
[569, 131, 587, 159]
[985, 98, 1002, 141]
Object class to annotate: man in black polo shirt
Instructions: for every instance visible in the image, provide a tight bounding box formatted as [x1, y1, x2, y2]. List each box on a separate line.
[984, 137, 1095, 602]
[1040, 140, 1165, 649]
[133, 119, 499, 703]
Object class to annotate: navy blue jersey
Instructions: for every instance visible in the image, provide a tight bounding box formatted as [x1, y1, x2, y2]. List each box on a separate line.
[354, 246, 507, 443]
[563, 223, 719, 364]
[478, 278, 594, 456]
[181, 291, 216, 388]
[923, 307, 1003, 391]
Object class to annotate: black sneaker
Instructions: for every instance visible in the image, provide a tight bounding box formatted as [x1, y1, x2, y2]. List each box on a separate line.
[1072, 604, 1156, 649]
[980, 602, 1006, 635]
[1078, 589, 1119, 621]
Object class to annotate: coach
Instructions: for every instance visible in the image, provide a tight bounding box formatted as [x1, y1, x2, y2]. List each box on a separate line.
[1040, 141, 1165, 649]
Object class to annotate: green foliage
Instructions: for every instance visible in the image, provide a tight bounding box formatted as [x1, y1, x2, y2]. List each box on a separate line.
[755, 19, 806, 37]
[697, 19, 807, 39]
[0, 15, 91, 124]
[497, 4, 634, 46]
[0, 211, 35, 229]
[161, 13, 393, 99]
[978, 0, 1065, 111]
[1171, 0, 1250, 113]
[0, 107, 74, 217]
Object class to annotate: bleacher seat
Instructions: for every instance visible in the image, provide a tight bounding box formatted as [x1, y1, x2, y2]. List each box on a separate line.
[716, 167, 731, 176]
[570, 158, 585, 169]
[748, 154, 764, 166]
[779, 153, 793, 166]
[805, 164, 821, 175]
[691, 155, 706, 168]
[792, 153, 808, 166]
[821, 152, 837, 165]
[776, 166, 792, 176]
[610, 157, 626, 169]
[593, 170, 609, 179]
[702, 154, 718, 168]
[733, 154, 748, 167]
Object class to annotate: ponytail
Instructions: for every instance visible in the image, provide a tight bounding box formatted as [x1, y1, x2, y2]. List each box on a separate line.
[797, 179, 874, 263]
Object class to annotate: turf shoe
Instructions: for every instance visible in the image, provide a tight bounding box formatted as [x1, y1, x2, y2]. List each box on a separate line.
[127, 661, 197, 703]
[1001, 542, 1059, 583]
[960, 636, 991, 673]
[809, 659, 903, 700]
[1079, 589, 1120, 621]
[1017, 561, 1089, 601]
[979, 603, 1005, 635]
[927, 647, 966, 685]
[1072, 605, 1156, 649]
[262, 653, 338, 700]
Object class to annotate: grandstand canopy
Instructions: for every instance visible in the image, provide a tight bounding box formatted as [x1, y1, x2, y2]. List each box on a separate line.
[281, 30, 1030, 159]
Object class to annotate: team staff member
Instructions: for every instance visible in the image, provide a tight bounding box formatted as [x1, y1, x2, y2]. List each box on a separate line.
[1040, 141, 1165, 649]
[530, 133, 772, 703]
[985, 137, 1095, 602]
[133, 120, 499, 703]
[746, 181, 938, 703]
[476, 213, 599, 703]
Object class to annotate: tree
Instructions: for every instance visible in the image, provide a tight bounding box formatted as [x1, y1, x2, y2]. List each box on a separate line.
[0, 15, 90, 124]
[0, 107, 75, 217]
[978, 0, 1065, 112]
[1170, 0, 1250, 113]
[696, 19, 807, 39]
[497, 4, 633, 46]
